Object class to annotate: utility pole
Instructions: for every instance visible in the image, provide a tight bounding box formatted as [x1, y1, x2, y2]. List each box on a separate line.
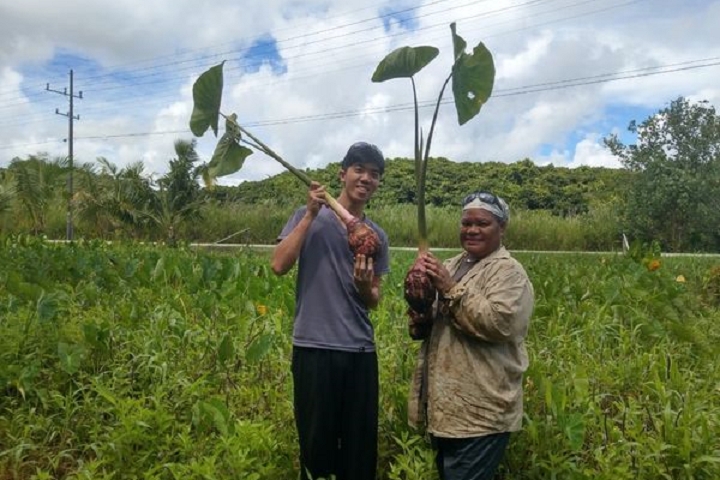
[47, 69, 82, 241]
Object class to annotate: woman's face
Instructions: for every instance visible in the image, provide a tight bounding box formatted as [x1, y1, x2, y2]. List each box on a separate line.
[460, 208, 505, 259]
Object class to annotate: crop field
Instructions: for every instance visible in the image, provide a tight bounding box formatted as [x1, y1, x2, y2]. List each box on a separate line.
[1, 237, 719, 479]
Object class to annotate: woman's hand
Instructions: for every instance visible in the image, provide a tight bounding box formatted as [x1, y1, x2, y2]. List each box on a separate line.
[421, 252, 456, 295]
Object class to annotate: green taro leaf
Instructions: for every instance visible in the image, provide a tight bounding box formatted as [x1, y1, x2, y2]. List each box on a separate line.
[217, 333, 235, 365]
[36, 292, 61, 323]
[450, 24, 495, 125]
[562, 413, 586, 452]
[207, 399, 233, 436]
[190, 61, 225, 137]
[451, 22, 467, 61]
[206, 114, 253, 180]
[151, 256, 165, 281]
[57, 342, 86, 375]
[192, 398, 233, 436]
[83, 322, 110, 355]
[371, 46, 439, 82]
[246, 333, 273, 364]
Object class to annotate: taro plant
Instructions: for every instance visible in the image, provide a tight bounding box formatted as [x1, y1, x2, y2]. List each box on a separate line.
[371, 22, 495, 314]
[189, 64, 380, 258]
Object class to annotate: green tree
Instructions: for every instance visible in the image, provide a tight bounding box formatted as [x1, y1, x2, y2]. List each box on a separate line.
[8, 155, 68, 234]
[155, 139, 203, 215]
[0, 170, 16, 224]
[75, 158, 155, 239]
[604, 97, 720, 252]
[144, 139, 206, 245]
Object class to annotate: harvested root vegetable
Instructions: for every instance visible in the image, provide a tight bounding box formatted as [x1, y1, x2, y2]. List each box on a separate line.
[404, 256, 437, 314]
[327, 197, 380, 259]
[407, 307, 432, 340]
[346, 217, 380, 258]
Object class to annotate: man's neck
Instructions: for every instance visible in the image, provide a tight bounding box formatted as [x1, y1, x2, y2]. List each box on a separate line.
[337, 191, 365, 218]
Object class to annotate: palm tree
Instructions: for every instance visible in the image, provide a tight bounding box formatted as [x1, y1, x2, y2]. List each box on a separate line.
[0, 170, 17, 220]
[144, 139, 206, 244]
[73, 158, 155, 239]
[9, 155, 68, 234]
[73, 139, 205, 242]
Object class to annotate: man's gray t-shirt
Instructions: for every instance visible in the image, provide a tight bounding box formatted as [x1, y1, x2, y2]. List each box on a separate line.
[278, 206, 390, 352]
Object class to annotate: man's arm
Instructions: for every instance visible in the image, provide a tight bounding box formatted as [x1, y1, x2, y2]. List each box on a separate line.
[359, 274, 382, 310]
[270, 182, 325, 276]
[271, 213, 314, 276]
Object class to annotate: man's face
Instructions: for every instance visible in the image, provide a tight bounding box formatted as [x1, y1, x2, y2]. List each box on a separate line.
[340, 162, 382, 203]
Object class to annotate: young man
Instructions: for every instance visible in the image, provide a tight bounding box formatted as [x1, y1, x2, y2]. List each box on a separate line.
[271, 142, 390, 480]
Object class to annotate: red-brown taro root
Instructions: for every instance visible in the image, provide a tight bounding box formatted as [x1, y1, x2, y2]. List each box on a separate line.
[404, 256, 437, 314]
[346, 218, 380, 258]
[407, 307, 432, 340]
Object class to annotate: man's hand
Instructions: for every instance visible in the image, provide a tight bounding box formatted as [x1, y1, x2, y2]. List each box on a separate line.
[354, 254, 380, 309]
[306, 181, 326, 218]
[354, 254, 374, 290]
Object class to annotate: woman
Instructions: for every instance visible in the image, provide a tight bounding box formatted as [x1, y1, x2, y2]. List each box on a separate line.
[407, 191, 534, 480]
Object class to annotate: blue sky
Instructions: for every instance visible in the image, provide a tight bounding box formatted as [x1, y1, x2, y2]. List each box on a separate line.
[380, 3, 420, 31]
[1, 0, 719, 182]
[242, 36, 287, 75]
[536, 103, 660, 161]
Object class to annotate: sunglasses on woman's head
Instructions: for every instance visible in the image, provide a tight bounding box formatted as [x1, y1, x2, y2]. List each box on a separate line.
[462, 192, 500, 207]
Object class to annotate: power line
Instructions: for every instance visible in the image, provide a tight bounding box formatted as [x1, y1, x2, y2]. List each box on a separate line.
[0, 0, 620, 105]
[2, 56, 713, 152]
[0, 0, 464, 99]
[0, 0, 641, 123]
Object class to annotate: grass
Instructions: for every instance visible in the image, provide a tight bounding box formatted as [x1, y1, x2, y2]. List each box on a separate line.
[0, 237, 718, 479]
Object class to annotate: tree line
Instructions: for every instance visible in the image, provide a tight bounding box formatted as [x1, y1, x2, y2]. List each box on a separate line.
[215, 156, 627, 216]
[1, 96, 718, 252]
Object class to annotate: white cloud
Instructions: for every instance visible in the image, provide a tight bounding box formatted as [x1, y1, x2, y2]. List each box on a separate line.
[1, 0, 719, 182]
[497, 31, 553, 81]
[567, 134, 623, 169]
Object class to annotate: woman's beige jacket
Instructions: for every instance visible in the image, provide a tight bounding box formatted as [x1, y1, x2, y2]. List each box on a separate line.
[408, 246, 535, 438]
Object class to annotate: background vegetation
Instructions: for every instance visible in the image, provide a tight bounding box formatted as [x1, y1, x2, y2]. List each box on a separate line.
[0, 151, 626, 250]
[1, 96, 718, 252]
[1, 238, 718, 479]
[1, 97, 719, 478]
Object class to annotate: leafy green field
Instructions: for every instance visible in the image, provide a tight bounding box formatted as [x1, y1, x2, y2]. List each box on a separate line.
[1, 237, 719, 479]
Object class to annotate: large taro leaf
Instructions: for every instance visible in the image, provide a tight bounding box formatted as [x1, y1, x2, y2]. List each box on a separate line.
[371, 46, 439, 82]
[450, 23, 495, 125]
[246, 333, 273, 364]
[206, 114, 253, 180]
[192, 398, 234, 436]
[190, 61, 225, 137]
[217, 333, 235, 365]
[57, 342, 86, 375]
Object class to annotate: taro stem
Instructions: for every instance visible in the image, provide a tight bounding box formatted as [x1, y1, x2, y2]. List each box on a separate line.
[415, 71, 452, 254]
[225, 114, 353, 224]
